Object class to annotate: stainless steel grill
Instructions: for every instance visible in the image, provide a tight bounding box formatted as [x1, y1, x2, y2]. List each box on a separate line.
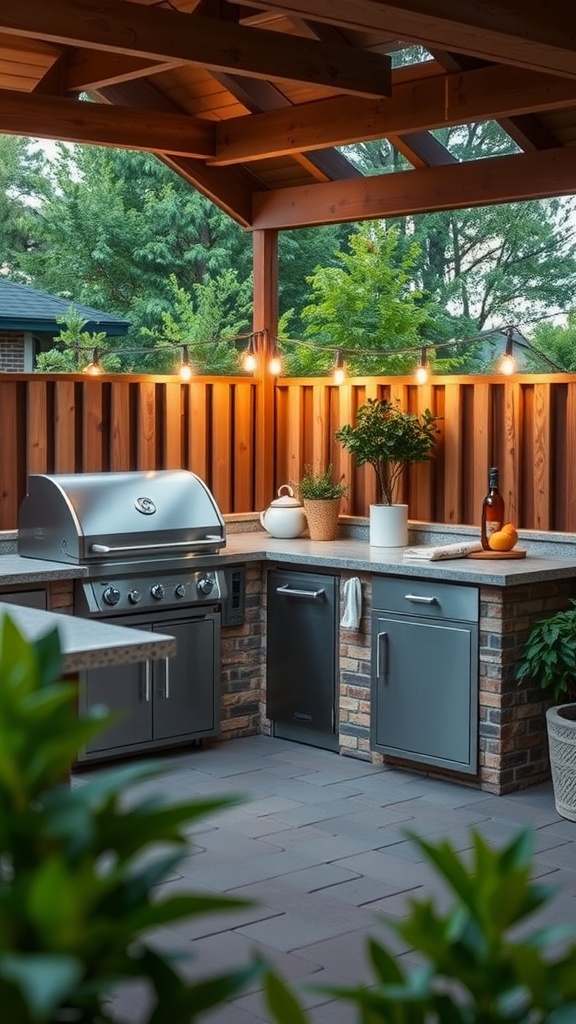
[18, 470, 227, 616]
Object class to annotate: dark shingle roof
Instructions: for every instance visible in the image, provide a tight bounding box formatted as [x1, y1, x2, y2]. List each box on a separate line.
[0, 280, 130, 335]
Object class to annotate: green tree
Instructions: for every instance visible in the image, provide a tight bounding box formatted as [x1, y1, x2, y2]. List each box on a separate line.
[292, 221, 435, 375]
[18, 144, 252, 353]
[526, 309, 576, 371]
[35, 308, 121, 373]
[0, 136, 49, 275]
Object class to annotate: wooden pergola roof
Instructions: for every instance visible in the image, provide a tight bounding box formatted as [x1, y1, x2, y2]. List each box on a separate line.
[1, 0, 576, 230]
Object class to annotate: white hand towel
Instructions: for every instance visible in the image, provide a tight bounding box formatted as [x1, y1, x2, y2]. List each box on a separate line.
[340, 577, 362, 629]
[403, 540, 483, 561]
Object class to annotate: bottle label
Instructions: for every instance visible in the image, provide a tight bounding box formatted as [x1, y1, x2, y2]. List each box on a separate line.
[485, 521, 502, 537]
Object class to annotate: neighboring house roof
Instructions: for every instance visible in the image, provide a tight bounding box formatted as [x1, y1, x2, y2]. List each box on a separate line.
[0, 280, 130, 336]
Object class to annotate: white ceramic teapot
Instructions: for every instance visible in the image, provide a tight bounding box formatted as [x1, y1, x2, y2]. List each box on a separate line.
[260, 484, 307, 539]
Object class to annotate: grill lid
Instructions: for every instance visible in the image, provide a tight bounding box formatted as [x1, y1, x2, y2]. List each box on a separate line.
[18, 470, 226, 564]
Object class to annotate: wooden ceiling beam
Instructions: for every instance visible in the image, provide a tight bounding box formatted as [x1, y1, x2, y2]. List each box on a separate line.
[62, 50, 181, 92]
[0, 0, 391, 98]
[387, 132, 458, 169]
[252, 146, 576, 229]
[0, 88, 215, 157]
[230, 0, 576, 79]
[212, 64, 576, 164]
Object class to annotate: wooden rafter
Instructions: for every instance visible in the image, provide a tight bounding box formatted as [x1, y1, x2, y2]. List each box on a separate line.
[0, 0, 392, 98]
[230, 0, 576, 79]
[251, 147, 576, 229]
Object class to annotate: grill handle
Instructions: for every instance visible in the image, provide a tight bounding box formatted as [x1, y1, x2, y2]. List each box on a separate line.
[276, 584, 325, 600]
[91, 536, 222, 555]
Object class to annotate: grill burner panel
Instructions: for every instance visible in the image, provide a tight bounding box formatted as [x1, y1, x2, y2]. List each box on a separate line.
[77, 568, 225, 616]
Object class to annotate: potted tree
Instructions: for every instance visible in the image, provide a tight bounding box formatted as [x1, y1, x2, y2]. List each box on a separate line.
[335, 398, 441, 547]
[294, 464, 348, 541]
[516, 600, 576, 821]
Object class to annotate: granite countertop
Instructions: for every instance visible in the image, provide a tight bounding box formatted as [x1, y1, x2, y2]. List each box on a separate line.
[218, 532, 576, 586]
[0, 602, 177, 672]
[1, 528, 576, 587]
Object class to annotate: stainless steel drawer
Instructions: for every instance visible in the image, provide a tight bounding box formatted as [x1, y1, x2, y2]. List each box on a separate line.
[372, 576, 478, 622]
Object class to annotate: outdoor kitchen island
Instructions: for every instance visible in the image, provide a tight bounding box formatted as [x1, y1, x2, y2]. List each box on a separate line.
[2, 523, 576, 795]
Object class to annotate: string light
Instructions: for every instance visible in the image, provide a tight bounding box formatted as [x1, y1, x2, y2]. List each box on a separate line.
[268, 338, 282, 377]
[333, 349, 346, 386]
[62, 321, 565, 378]
[242, 335, 258, 373]
[497, 327, 515, 375]
[178, 344, 193, 381]
[84, 348, 103, 375]
[414, 346, 429, 385]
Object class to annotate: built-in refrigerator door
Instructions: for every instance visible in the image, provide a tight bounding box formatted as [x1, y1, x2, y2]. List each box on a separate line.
[266, 568, 339, 751]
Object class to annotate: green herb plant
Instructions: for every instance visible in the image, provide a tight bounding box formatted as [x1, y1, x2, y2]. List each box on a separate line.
[516, 599, 576, 701]
[335, 398, 441, 505]
[294, 464, 348, 501]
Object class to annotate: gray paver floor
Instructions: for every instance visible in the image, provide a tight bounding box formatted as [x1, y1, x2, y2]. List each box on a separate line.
[73, 735, 576, 1023]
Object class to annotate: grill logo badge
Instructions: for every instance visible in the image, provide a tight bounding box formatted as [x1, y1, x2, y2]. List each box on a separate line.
[135, 496, 156, 515]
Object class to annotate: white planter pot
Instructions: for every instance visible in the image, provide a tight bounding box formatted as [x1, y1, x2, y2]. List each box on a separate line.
[369, 503, 408, 548]
[546, 703, 576, 821]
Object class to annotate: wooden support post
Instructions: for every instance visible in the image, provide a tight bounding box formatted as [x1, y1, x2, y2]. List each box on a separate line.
[253, 228, 278, 511]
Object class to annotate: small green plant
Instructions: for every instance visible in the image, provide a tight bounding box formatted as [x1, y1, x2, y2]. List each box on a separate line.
[295, 464, 348, 500]
[516, 599, 576, 701]
[268, 829, 576, 1023]
[335, 398, 441, 505]
[0, 615, 264, 1023]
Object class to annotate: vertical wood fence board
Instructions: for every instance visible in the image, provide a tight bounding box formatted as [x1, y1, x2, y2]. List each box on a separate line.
[285, 386, 304, 487]
[502, 382, 522, 526]
[163, 383, 183, 469]
[187, 381, 209, 480]
[0, 383, 19, 530]
[81, 382, 104, 472]
[530, 384, 552, 530]
[211, 382, 232, 512]
[233, 383, 255, 512]
[54, 381, 77, 473]
[274, 386, 287, 498]
[136, 382, 157, 469]
[335, 383, 355, 514]
[441, 383, 464, 525]
[310, 385, 329, 473]
[110, 381, 131, 471]
[472, 383, 491, 521]
[411, 383, 434, 521]
[567, 382, 576, 530]
[26, 381, 49, 475]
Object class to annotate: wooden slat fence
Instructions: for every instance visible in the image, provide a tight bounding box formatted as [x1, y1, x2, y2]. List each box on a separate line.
[1, 371, 576, 533]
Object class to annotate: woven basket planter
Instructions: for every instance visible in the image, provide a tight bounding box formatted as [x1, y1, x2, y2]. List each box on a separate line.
[302, 498, 341, 541]
[546, 703, 576, 821]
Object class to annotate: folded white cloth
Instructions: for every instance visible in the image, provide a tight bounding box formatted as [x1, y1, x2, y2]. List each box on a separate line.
[403, 541, 483, 561]
[340, 577, 362, 629]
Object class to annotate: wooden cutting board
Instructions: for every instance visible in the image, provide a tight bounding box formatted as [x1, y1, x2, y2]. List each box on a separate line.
[467, 548, 527, 559]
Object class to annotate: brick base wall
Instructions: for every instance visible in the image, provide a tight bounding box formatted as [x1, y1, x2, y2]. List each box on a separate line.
[220, 563, 265, 739]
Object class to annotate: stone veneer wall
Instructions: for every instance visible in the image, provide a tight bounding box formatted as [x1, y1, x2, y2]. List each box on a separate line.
[220, 563, 265, 739]
[0, 331, 25, 372]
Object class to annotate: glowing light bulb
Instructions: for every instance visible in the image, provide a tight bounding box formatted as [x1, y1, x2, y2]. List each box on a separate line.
[499, 354, 515, 375]
[333, 350, 346, 385]
[243, 351, 257, 373]
[269, 354, 282, 376]
[179, 362, 193, 381]
[415, 364, 429, 385]
[84, 349, 102, 375]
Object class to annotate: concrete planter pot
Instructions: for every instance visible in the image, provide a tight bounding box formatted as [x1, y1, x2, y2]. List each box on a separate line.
[546, 703, 576, 821]
[369, 503, 408, 547]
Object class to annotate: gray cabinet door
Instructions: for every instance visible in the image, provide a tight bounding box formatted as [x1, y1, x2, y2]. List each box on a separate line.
[153, 614, 219, 741]
[82, 658, 153, 754]
[372, 612, 478, 772]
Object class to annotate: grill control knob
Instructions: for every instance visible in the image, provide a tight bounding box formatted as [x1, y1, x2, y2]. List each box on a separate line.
[128, 590, 141, 605]
[151, 583, 165, 600]
[174, 583, 187, 599]
[197, 576, 215, 596]
[102, 586, 121, 606]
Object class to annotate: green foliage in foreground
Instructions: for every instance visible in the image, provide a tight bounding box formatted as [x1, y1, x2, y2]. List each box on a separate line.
[270, 829, 576, 1023]
[0, 615, 263, 1023]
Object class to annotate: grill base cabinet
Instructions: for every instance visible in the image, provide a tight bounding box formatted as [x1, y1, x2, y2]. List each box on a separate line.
[77, 609, 220, 763]
[266, 568, 339, 752]
[371, 578, 479, 774]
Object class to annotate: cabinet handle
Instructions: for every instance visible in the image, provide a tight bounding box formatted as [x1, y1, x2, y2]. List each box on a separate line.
[376, 631, 388, 680]
[164, 657, 170, 699]
[144, 660, 151, 702]
[404, 594, 438, 604]
[276, 584, 326, 599]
